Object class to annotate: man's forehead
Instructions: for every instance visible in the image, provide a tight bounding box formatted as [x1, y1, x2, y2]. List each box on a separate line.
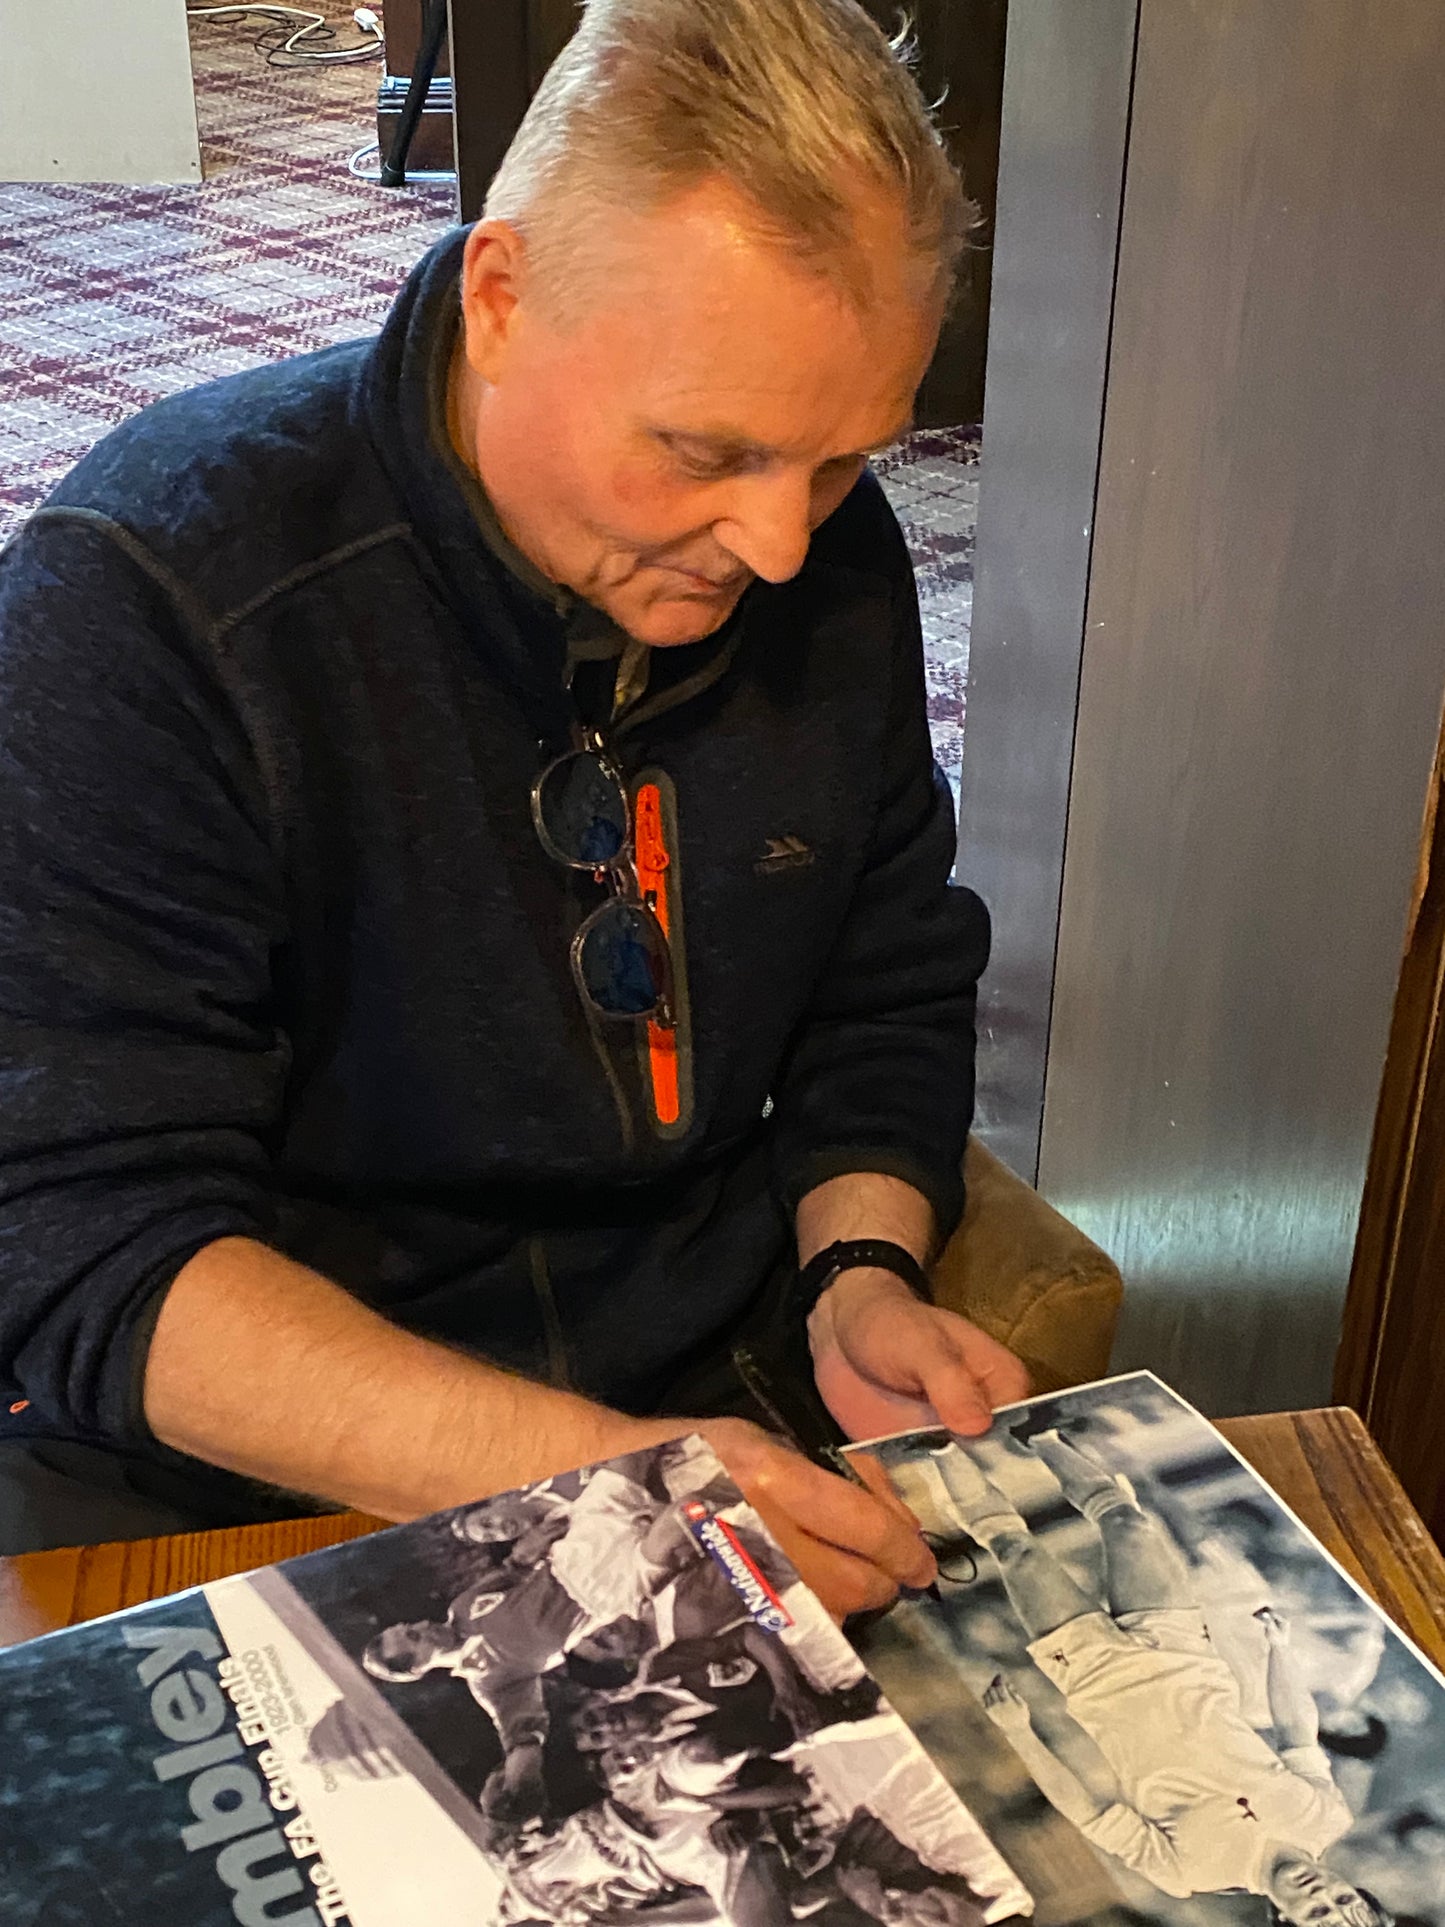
[632, 353, 920, 463]
[566, 180, 940, 435]
[653, 411, 916, 462]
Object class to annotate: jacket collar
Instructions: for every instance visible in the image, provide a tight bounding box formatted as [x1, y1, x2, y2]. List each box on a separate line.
[359, 225, 576, 742]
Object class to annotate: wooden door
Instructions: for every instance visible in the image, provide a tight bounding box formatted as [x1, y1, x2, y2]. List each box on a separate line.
[1338, 713, 1445, 1546]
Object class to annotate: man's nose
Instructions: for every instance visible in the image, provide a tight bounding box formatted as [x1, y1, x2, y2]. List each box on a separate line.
[713, 473, 815, 584]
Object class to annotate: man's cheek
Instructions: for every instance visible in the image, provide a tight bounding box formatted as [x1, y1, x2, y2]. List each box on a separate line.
[606, 459, 710, 532]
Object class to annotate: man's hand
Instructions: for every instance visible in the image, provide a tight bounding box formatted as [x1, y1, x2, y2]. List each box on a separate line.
[1254, 1602, 1320, 1751]
[982, 1675, 1112, 1832]
[807, 1270, 1031, 1442]
[695, 1415, 936, 1621]
[1254, 1603, 1291, 1648]
[981, 1672, 1033, 1732]
[482, 1739, 548, 1821]
[795, 1170, 1030, 1441]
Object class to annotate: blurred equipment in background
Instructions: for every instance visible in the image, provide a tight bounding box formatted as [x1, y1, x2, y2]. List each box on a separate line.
[186, 5, 383, 68]
[378, 0, 449, 186]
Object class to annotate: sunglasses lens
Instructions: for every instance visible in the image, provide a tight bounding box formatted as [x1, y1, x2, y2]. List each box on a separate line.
[536, 752, 628, 867]
[576, 902, 671, 1018]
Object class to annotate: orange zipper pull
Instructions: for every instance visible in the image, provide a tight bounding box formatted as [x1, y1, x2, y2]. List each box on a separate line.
[635, 780, 681, 1124]
[634, 784, 670, 906]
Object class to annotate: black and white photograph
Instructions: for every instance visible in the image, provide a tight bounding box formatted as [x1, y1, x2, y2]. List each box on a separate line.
[850, 1374, 1445, 1927]
[272, 1435, 1032, 1925]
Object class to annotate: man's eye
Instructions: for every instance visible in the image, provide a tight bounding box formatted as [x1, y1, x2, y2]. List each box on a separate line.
[669, 446, 744, 481]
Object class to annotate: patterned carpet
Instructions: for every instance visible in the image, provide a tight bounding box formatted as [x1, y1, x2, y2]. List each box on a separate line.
[0, 11, 978, 785]
[872, 428, 980, 793]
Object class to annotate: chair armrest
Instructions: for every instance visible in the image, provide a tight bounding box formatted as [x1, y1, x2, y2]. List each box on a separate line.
[929, 1137, 1124, 1394]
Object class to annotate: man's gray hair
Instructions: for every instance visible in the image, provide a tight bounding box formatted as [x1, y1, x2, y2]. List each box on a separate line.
[484, 0, 973, 313]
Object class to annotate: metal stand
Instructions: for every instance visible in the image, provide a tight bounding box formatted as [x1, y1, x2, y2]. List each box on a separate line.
[379, 0, 450, 187]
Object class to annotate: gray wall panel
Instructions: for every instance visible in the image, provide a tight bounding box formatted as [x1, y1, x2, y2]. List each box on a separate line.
[1038, 0, 1445, 1415]
[958, 0, 1138, 1180]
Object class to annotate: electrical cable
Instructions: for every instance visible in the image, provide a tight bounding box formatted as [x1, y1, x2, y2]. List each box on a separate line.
[187, 3, 369, 57]
[186, 6, 382, 68]
[347, 141, 454, 186]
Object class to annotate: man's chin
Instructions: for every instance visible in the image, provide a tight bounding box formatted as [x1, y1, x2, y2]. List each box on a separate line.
[614, 587, 746, 649]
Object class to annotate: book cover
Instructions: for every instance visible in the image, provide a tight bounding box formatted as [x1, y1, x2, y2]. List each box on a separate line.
[0, 1433, 1031, 1925]
[848, 1371, 1445, 1927]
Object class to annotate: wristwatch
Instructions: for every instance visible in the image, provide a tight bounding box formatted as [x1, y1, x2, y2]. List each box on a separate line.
[795, 1238, 933, 1324]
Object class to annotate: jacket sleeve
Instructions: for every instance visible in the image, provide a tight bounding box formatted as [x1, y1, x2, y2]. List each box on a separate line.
[0, 511, 288, 1444]
[769, 499, 989, 1241]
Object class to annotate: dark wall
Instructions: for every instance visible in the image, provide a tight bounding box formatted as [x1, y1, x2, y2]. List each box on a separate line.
[858, 0, 1007, 427]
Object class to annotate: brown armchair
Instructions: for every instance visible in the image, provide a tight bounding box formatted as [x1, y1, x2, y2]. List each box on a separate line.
[930, 1138, 1124, 1395]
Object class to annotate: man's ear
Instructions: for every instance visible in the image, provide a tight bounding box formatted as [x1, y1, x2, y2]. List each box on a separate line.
[459, 218, 530, 383]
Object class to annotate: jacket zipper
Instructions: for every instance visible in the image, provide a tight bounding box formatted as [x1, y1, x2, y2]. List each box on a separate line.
[528, 1236, 575, 1390]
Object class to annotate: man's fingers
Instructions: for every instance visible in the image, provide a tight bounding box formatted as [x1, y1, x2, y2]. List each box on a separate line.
[735, 1483, 897, 1620]
[928, 1320, 1032, 1431]
[744, 1438, 934, 1588]
[956, 1321, 1033, 1407]
[702, 1418, 934, 1614]
[916, 1316, 1030, 1428]
[848, 1445, 916, 1517]
[761, 1515, 903, 1622]
[747, 1441, 940, 1587]
[911, 1339, 996, 1437]
[824, 1292, 1029, 1438]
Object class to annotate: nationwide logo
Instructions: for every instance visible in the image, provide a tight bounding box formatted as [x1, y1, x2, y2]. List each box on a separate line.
[754, 833, 815, 876]
[682, 1503, 794, 1633]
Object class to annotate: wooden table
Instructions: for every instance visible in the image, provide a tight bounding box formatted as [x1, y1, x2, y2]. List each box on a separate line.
[2, 1409, 1442, 1661]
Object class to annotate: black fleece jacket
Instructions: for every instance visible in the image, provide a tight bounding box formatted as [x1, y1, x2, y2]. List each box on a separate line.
[0, 229, 989, 1457]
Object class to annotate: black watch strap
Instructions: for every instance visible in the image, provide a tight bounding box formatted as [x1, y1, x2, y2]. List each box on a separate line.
[795, 1238, 933, 1323]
